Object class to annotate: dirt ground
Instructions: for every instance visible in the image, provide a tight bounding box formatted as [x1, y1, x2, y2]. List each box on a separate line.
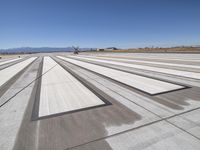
[0, 54, 28, 59]
[96, 47, 200, 53]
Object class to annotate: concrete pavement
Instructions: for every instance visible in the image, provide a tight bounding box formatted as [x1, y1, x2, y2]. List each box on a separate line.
[0, 53, 200, 150]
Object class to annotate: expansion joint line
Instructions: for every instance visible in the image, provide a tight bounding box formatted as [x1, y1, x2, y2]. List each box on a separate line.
[94, 74, 200, 141]
[62, 62, 200, 150]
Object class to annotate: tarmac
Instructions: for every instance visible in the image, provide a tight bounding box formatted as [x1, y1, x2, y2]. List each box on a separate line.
[0, 52, 200, 150]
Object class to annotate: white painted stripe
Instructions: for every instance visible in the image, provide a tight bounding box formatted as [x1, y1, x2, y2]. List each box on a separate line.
[97, 54, 200, 62]
[0, 58, 22, 66]
[42, 56, 57, 73]
[69, 56, 200, 80]
[58, 56, 184, 95]
[0, 57, 37, 87]
[39, 57, 105, 117]
[113, 56, 200, 62]
[78, 56, 200, 69]
[0, 58, 12, 62]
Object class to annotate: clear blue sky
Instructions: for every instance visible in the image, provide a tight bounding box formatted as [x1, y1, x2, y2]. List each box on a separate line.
[0, 0, 200, 49]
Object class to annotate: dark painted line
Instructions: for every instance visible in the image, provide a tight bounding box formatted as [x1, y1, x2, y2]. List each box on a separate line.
[35, 103, 111, 121]
[154, 87, 190, 96]
[58, 56, 191, 96]
[31, 57, 44, 121]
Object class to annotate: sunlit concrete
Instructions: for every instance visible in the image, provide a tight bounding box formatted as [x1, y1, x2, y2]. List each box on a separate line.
[0, 57, 37, 87]
[0, 85, 35, 150]
[168, 109, 200, 139]
[0, 58, 22, 66]
[90, 53, 200, 62]
[75, 55, 200, 69]
[57, 56, 184, 95]
[69, 56, 200, 80]
[39, 57, 105, 117]
[1, 53, 200, 150]
[0, 57, 40, 150]
[71, 121, 200, 150]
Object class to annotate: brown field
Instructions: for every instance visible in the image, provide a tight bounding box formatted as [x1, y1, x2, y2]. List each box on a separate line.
[96, 47, 200, 53]
[0, 54, 28, 59]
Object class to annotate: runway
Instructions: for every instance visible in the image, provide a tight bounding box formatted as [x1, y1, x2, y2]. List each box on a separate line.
[57, 56, 185, 95]
[0, 58, 22, 66]
[37, 57, 107, 119]
[0, 57, 37, 87]
[67, 56, 200, 80]
[0, 53, 200, 150]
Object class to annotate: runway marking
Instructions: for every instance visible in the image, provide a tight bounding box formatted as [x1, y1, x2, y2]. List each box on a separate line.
[98, 55, 200, 62]
[57, 56, 185, 95]
[69, 56, 200, 80]
[0, 58, 22, 66]
[38, 57, 106, 118]
[78, 56, 200, 69]
[0, 57, 37, 87]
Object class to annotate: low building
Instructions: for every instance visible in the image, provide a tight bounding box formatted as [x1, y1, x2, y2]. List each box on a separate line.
[97, 47, 118, 51]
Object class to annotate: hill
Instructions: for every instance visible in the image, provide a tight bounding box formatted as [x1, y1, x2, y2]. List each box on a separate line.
[0, 47, 94, 54]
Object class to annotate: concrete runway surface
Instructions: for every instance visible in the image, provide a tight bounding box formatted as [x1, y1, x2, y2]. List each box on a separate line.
[0, 58, 22, 66]
[0, 53, 200, 150]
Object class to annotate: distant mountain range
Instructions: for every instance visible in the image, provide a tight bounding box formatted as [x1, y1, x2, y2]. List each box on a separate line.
[0, 47, 96, 54]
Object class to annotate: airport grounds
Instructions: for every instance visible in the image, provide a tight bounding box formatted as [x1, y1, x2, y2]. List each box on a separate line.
[1, 48, 200, 150]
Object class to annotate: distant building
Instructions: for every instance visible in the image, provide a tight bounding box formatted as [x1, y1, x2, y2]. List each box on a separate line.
[106, 47, 118, 50]
[96, 47, 118, 51]
[96, 48, 105, 51]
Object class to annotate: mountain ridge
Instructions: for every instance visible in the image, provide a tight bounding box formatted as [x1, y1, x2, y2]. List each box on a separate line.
[0, 47, 95, 54]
